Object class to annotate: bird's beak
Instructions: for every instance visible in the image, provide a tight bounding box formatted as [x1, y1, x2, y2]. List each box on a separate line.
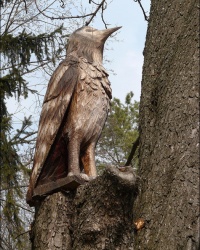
[98, 26, 122, 42]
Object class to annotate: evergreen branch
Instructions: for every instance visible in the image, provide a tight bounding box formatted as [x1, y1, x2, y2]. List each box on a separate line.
[111, 132, 121, 164]
[99, 143, 121, 166]
[0, 68, 28, 99]
[0, 236, 8, 250]
[0, 198, 34, 213]
[0, 27, 64, 74]
[0, 185, 28, 192]
[1, 58, 50, 71]
[1, 56, 65, 77]
[11, 131, 37, 145]
[12, 136, 37, 145]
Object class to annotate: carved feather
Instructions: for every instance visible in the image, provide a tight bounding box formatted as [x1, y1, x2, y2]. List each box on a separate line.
[27, 59, 79, 195]
[27, 55, 111, 197]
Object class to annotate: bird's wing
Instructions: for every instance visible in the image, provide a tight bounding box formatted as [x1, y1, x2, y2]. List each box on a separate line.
[27, 57, 79, 198]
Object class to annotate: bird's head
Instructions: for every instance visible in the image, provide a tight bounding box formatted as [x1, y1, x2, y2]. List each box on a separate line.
[66, 26, 122, 63]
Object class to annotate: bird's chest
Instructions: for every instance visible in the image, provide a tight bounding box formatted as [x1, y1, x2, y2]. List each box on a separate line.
[64, 61, 111, 139]
[74, 61, 111, 112]
[73, 68, 110, 121]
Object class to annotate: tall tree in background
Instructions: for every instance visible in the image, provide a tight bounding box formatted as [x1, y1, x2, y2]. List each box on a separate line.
[133, 0, 199, 249]
[96, 91, 139, 169]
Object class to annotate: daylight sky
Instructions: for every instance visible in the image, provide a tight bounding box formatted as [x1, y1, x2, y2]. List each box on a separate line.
[7, 0, 151, 128]
[93, 0, 151, 101]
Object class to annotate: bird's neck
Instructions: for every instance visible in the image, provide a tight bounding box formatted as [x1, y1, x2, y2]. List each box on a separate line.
[77, 45, 103, 64]
[67, 39, 104, 64]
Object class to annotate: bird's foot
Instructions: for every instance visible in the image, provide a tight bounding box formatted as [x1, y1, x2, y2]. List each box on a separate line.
[79, 173, 90, 181]
[68, 172, 90, 181]
[68, 171, 79, 177]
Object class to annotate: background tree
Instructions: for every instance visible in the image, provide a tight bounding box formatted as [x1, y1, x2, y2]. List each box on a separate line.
[96, 91, 139, 170]
[133, 0, 199, 249]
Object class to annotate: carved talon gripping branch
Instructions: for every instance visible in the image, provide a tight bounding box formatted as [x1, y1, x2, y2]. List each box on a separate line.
[26, 26, 121, 206]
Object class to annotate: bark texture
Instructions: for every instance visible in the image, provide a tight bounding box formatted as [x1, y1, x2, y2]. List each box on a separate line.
[31, 166, 138, 249]
[133, 0, 199, 249]
[31, 192, 75, 249]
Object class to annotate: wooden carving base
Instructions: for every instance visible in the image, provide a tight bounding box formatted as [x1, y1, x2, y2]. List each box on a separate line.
[29, 175, 87, 206]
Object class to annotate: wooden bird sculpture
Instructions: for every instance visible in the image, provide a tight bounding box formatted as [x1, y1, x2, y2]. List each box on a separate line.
[26, 26, 121, 205]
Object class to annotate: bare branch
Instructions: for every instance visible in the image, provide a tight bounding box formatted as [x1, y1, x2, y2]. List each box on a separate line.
[85, 0, 106, 26]
[101, 2, 108, 28]
[34, 0, 94, 20]
[15, 230, 31, 239]
[5, 1, 56, 34]
[23, 0, 28, 13]
[99, 143, 121, 165]
[90, 0, 99, 5]
[0, 198, 34, 213]
[134, 0, 149, 21]
[4, 0, 19, 34]
[59, 0, 65, 8]
[125, 136, 139, 166]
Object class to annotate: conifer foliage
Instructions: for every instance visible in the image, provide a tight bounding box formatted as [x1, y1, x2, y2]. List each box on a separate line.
[96, 92, 139, 170]
[0, 1, 65, 249]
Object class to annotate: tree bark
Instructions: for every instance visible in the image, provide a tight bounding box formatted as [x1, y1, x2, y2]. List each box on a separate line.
[133, 0, 199, 249]
[31, 192, 75, 249]
[31, 166, 138, 249]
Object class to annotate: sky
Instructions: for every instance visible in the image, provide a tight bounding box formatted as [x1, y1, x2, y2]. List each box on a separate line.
[6, 0, 151, 129]
[97, 0, 151, 101]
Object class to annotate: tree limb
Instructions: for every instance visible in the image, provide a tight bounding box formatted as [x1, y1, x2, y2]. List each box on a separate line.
[85, 0, 106, 26]
[0, 198, 34, 213]
[15, 230, 31, 239]
[34, 0, 95, 21]
[3, 0, 18, 34]
[0, 185, 28, 192]
[125, 136, 139, 166]
[134, 0, 149, 21]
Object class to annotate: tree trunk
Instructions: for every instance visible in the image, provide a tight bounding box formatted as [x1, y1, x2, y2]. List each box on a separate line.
[31, 166, 138, 249]
[133, 0, 199, 249]
[31, 192, 75, 249]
